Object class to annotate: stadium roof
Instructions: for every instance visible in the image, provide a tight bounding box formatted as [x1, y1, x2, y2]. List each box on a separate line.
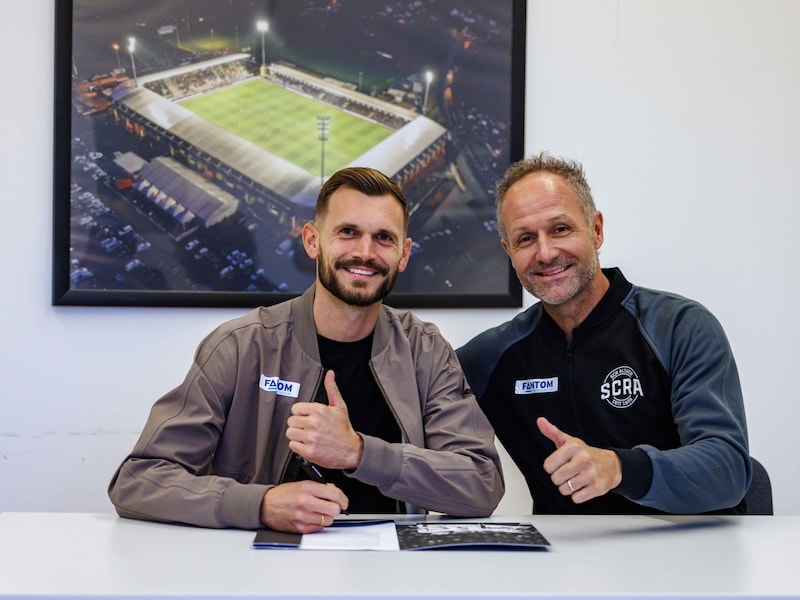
[290, 117, 448, 206]
[348, 117, 447, 174]
[114, 151, 148, 174]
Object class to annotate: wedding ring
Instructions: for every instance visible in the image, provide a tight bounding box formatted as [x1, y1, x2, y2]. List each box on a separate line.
[567, 479, 575, 493]
[319, 514, 326, 527]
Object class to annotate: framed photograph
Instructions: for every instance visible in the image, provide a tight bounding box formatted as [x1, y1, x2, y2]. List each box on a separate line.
[53, 0, 525, 308]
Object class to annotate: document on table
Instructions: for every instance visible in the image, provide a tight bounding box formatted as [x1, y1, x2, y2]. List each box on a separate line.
[254, 520, 550, 551]
[300, 521, 400, 551]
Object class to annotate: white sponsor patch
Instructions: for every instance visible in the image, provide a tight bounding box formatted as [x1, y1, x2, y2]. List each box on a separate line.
[515, 377, 558, 395]
[259, 375, 300, 398]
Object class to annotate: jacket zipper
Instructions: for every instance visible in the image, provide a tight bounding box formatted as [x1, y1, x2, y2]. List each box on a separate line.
[566, 339, 583, 438]
[368, 360, 408, 444]
[368, 360, 408, 513]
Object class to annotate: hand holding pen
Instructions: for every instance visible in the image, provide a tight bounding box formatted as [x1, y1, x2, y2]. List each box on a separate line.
[260, 478, 349, 534]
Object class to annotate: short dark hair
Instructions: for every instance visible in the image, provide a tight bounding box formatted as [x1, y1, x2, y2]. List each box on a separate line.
[494, 152, 596, 241]
[315, 167, 409, 233]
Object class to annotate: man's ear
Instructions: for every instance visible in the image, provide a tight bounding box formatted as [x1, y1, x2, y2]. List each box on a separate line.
[500, 236, 513, 259]
[301, 222, 319, 259]
[398, 237, 412, 272]
[592, 211, 604, 249]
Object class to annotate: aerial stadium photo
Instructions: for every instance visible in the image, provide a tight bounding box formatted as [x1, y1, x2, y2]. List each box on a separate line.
[56, 0, 524, 307]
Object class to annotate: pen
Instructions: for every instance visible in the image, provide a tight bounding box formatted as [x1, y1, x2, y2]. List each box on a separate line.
[298, 456, 349, 515]
[299, 457, 326, 483]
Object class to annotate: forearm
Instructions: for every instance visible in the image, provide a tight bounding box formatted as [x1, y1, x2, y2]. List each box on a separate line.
[109, 456, 270, 529]
[627, 439, 750, 513]
[351, 434, 504, 516]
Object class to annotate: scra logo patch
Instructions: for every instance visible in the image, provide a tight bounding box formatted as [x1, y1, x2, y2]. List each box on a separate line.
[600, 366, 643, 408]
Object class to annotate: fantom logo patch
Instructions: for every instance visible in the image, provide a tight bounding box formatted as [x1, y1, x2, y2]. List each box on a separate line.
[515, 377, 558, 395]
[600, 366, 643, 408]
[259, 375, 300, 398]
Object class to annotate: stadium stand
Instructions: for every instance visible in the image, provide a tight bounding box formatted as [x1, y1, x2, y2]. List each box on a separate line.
[136, 156, 239, 228]
[111, 56, 448, 212]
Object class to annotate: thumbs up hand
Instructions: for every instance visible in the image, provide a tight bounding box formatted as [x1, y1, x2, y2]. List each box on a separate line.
[286, 370, 364, 470]
[536, 417, 623, 503]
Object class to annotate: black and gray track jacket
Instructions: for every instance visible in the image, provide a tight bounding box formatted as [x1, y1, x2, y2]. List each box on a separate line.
[458, 268, 751, 514]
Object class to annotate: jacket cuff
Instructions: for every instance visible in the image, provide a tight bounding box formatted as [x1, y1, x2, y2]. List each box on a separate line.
[612, 448, 652, 500]
[219, 482, 271, 529]
[348, 434, 402, 488]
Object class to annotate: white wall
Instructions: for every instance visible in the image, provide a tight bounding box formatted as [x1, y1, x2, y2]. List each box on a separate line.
[0, 0, 797, 515]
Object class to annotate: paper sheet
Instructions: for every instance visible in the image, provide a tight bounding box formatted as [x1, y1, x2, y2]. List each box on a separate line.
[299, 521, 400, 551]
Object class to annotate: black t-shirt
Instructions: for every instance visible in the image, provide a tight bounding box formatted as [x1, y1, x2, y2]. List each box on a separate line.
[293, 333, 403, 513]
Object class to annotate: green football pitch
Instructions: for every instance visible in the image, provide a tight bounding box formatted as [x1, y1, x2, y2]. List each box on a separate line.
[179, 78, 394, 176]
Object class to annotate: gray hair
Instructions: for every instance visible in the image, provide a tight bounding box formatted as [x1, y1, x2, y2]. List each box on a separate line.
[494, 152, 596, 241]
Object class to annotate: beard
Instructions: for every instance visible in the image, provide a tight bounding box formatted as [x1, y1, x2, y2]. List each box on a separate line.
[520, 255, 599, 306]
[317, 249, 399, 307]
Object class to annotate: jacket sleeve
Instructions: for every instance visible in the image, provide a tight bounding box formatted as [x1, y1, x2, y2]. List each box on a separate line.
[107, 333, 270, 530]
[626, 295, 752, 513]
[350, 323, 505, 516]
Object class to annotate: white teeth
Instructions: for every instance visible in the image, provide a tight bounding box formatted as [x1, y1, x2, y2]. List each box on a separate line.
[348, 268, 374, 276]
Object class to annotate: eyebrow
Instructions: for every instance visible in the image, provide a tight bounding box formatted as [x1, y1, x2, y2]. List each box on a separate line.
[542, 212, 578, 225]
[336, 222, 400, 238]
[527, 212, 580, 229]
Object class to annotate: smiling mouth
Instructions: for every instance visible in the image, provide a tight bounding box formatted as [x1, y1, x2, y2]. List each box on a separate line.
[346, 266, 376, 277]
[338, 259, 388, 278]
[536, 265, 571, 278]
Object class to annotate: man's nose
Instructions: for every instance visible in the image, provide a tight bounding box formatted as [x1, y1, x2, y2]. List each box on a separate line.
[352, 235, 376, 258]
[536, 235, 559, 263]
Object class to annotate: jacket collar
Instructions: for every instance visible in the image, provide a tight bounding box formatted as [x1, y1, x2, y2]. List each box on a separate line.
[291, 285, 391, 361]
[540, 267, 632, 333]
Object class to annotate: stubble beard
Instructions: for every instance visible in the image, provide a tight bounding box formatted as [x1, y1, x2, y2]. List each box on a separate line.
[318, 249, 398, 308]
[521, 255, 599, 307]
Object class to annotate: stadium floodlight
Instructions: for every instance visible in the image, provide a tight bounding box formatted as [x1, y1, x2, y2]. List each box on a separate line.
[112, 43, 121, 68]
[423, 70, 434, 116]
[127, 37, 138, 88]
[317, 116, 330, 184]
[257, 19, 269, 76]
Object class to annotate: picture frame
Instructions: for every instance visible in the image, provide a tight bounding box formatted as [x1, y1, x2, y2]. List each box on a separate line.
[53, 0, 525, 308]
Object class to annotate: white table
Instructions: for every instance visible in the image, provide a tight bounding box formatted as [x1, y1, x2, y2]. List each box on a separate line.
[0, 512, 797, 598]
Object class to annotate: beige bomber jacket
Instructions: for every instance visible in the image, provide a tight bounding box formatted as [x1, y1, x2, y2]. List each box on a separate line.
[108, 287, 504, 529]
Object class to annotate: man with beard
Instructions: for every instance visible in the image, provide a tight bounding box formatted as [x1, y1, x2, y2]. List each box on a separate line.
[109, 167, 503, 532]
[457, 153, 751, 514]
